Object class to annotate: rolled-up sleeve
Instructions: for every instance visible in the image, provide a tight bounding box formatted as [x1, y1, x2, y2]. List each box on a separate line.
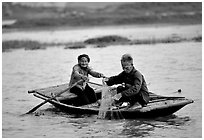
[73, 65, 83, 79]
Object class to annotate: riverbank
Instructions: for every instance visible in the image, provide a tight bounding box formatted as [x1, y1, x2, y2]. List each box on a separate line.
[2, 34, 202, 52]
[2, 24, 202, 52]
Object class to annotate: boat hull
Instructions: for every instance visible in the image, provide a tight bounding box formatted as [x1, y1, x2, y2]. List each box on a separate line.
[52, 99, 191, 119]
[31, 84, 193, 119]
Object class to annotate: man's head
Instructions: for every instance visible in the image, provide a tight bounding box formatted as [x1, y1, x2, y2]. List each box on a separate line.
[121, 54, 134, 73]
[78, 54, 90, 68]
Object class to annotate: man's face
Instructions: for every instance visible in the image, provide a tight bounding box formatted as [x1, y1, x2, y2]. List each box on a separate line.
[78, 57, 89, 68]
[121, 61, 133, 73]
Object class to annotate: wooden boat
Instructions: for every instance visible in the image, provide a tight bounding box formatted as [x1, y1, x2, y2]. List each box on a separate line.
[28, 82, 194, 119]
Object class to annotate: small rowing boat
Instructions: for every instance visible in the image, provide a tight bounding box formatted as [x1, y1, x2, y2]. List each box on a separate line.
[28, 82, 193, 119]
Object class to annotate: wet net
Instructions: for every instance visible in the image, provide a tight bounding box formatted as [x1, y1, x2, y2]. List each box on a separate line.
[98, 83, 116, 119]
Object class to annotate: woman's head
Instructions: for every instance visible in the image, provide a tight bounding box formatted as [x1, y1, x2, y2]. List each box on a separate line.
[78, 54, 90, 68]
[121, 54, 133, 73]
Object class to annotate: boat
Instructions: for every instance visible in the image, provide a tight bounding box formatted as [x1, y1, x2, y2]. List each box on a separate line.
[28, 82, 194, 119]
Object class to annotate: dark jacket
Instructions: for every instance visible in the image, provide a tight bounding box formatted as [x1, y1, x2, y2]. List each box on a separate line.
[106, 67, 149, 104]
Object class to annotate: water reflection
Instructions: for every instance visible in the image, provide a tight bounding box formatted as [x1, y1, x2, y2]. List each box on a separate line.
[121, 120, 154, 137]
[30, 105, 192, 138]
[153, 115, 191, 127]
[121, 115, 191, 137]
[30, 106, 96, 120]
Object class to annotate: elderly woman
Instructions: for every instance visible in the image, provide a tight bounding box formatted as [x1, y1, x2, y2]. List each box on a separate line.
[69, 54, 104, 105]
[104, 54, 149, 107]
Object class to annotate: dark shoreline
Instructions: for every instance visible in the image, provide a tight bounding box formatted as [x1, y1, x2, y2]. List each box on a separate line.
[2, 34, 202, 52]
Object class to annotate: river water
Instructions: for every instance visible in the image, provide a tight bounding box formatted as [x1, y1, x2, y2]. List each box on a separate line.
[2, 25, 202, 138]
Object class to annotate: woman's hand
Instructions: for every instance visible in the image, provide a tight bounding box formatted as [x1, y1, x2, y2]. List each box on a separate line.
[99, 73, 106, 78]
[81, 76, 89, 82]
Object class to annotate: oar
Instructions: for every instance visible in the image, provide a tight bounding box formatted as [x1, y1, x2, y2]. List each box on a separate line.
[88, 81, 102, 86]
[149, 90, 184, 98]
[24, 79, 83, 115]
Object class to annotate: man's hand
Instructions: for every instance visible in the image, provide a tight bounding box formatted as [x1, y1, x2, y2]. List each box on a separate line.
[125, 83, 132, 88]
[113, 93, 122, 101]
[102, 77, 109, 85]
[103, 77, 109, 82]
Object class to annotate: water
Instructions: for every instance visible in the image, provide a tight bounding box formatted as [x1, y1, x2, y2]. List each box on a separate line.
[2, 25, 202, 138]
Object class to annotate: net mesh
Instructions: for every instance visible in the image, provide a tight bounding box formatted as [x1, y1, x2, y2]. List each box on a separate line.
[98, 84, 116, 119]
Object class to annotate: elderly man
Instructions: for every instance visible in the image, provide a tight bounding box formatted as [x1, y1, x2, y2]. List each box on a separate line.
[104, 54, 149, 107]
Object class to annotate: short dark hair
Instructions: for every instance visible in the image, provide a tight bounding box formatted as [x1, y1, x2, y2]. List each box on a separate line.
[121, 54, 133, 64]
[78, 54, 90, 62]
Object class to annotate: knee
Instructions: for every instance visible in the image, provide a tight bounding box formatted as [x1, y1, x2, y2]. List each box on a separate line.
[70, 86, 83, 95]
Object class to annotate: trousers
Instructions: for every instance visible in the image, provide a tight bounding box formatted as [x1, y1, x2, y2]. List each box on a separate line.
[116, 86, 148, 106]
[70, 84, 97, 105]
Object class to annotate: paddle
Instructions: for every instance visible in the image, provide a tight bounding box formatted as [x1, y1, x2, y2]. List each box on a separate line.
[24, 79, 83, 115]
[88, 81, 103, 87]
[149, 91, 185, 100]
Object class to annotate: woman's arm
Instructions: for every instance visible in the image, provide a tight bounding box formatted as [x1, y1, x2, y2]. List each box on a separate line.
[72, 65, 88, 81]
[88, 67, 104, 78]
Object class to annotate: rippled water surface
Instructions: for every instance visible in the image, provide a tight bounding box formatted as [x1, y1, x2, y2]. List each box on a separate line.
[2, 25, 202, 138]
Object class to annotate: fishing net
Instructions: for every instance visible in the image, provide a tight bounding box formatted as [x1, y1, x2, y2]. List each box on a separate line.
[98, 82, 117, 119]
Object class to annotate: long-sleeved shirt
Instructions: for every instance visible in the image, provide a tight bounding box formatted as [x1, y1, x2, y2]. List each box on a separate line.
[106, 67, 149, 103]
[69, 64, 102, 89]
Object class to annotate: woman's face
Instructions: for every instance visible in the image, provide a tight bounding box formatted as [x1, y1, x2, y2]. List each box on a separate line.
[121, 61, 133, 73]
[78, 57, 89, 68]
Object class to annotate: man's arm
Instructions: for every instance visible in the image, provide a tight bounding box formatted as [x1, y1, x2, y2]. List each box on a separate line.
[120, 73, 143, 97]
[106, 72, 124, 86]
